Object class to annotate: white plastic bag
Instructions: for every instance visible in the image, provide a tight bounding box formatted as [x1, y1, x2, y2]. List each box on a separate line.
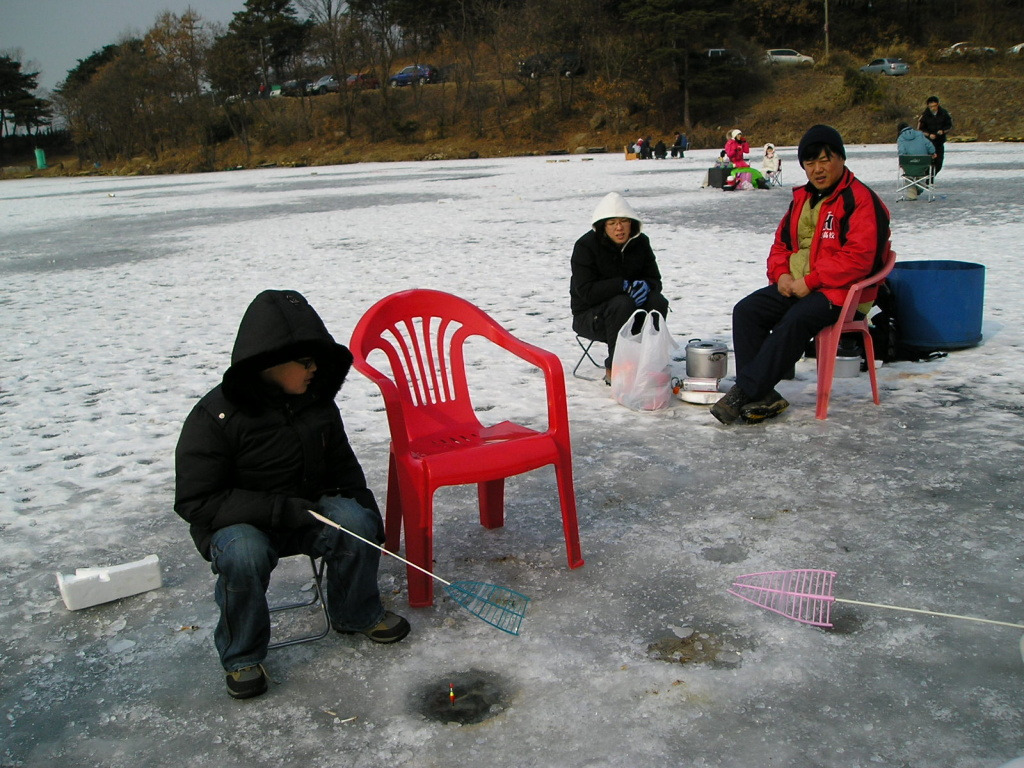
[611, 310, 677, 411]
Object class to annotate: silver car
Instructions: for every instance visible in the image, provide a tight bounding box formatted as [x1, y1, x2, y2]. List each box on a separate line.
[764, 48, 814, 66]
[860, 57, 910, 76]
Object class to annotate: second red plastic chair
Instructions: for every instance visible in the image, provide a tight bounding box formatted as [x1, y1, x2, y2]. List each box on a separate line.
[815, 248, 897, 419]
[349, 289, 585, 606]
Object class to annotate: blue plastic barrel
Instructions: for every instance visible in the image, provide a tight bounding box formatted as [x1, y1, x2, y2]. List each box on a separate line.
[887, 260, 985, 350]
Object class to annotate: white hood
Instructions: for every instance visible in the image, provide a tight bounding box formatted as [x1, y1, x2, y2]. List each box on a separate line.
[591, 192, 642, 233]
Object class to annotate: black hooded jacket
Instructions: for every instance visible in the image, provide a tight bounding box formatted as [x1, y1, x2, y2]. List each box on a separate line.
[174, 290, 379, 559]
[569, 230, 663, 316]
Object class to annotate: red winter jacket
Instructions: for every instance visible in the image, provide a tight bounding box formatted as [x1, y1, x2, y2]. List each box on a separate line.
[724, 138, 750, 167]
[767, 168, 891, 306]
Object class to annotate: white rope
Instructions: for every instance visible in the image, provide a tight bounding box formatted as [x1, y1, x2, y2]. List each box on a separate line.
[835, 597, 1024, 630]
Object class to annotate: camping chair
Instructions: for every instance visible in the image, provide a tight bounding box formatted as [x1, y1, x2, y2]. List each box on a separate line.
[897, 155, 935, 201]
[765, 161, 783, 187]
[350, 289, 585, 606]
[572, 335, 604, 379]
[268, 556, 330, 650]
[814, 248, 897, 420]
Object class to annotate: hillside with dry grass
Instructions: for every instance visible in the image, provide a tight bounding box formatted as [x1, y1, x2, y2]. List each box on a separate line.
[23, 55, 1024, 176]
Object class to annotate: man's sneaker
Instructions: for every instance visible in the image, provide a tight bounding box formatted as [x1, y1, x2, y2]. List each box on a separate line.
[226, 664, 268, 700]
[336, 610, 410, 644]
[741, 390, 790, 423]
[710, 384, 751, 425]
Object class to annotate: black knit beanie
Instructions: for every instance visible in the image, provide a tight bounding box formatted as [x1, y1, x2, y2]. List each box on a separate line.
[797, 124, 846, 163]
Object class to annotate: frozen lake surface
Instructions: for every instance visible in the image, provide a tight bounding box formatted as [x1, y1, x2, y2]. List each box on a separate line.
[2, 143, 1023, 767]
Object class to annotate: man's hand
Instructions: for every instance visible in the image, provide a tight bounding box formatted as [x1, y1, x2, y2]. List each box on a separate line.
[789, 278, 811, 298]
[777, 273, 810, 298]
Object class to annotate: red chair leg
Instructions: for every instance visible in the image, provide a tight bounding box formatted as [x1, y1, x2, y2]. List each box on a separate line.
[478, 478, 505, 529]
[384, 452, 403, 552]
[402, 497, 435, 607]
[859, 327, 881, 404]
[815, 325, 842, 420]
[554, 457, 585, 569]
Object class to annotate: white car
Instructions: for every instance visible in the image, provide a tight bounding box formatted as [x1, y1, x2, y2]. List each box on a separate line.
[764, 48, 814, 66]
[1007, 43, 1024, 55]
[939, 41, 997, 57]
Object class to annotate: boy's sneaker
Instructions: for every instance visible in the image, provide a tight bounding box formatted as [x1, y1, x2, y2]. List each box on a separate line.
[710, 385, 751, 425]
[336, 611, 410, 644]
[226, 664, 268, 700]
[741, 390, 789, 423]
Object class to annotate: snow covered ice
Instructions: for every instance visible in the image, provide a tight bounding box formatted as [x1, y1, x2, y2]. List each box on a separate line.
[2, 143, 1023, 767]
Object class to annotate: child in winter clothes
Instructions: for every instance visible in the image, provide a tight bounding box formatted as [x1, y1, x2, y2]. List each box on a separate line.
[762, 143, 781, 185]
[175, 289, 410, 700]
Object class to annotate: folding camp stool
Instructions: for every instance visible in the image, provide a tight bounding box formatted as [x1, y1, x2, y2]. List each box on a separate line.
[897, 155, 935, 202]
[572, 335, 605, 379]
[268, 555, 330, 650]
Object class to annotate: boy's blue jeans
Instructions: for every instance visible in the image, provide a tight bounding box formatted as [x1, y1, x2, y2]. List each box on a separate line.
[208, 495, 387, 672]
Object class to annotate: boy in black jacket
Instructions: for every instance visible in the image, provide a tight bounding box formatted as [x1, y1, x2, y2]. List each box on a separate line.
[175, 289, 409, 699]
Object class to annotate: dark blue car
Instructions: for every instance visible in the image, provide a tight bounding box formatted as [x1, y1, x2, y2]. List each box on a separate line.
[388, 65, 440, 87]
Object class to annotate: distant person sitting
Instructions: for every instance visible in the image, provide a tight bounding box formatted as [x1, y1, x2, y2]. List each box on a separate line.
[571, 192, 670, 385]
[654, 140, 668, 159]
[897, 122, 936, 200]
[762, 143, 782, 185]
[671, 132, 689, 157]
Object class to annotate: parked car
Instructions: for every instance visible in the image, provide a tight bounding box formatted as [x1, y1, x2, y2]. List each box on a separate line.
[703, 48, 747, 65]
[388, 65, 440, 87]
[764, 48, 814, 65]
[345, 72, 379, 89]
[1007, 43, 1024, 55]
[939, 42, 997, 57]
[280, 79, 312, 96]
[517, 52, 585, 78]
[860, 57, 910, 76]
[312, 74, 341, 94]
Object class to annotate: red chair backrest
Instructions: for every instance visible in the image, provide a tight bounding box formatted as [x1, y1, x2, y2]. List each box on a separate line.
[350, 289, 555, 448]
[836, 247, 898, 325]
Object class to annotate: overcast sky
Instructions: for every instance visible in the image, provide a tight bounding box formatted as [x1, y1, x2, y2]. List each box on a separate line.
[0, 0, 248, 92]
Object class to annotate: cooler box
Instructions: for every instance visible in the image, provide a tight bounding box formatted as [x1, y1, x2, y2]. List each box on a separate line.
[706, 167, 729, 188]
[887, 260, 985, 350]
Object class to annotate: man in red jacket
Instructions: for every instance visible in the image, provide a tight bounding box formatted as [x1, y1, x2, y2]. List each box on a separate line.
[711, 125, 891, 425]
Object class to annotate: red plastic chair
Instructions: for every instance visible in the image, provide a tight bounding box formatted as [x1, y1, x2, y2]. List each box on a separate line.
[349, 289, 585, 606]
[815, 248, 897, 420]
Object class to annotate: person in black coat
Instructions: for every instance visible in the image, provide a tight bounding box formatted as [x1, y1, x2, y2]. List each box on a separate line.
[175, 289, 409, 700]
[917, 95, 953, 176]
[571, 192, 670, 382]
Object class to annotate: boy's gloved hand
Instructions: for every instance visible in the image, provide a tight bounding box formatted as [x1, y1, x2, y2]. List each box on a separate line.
[280, 497, 319, 528]
[629, 280, 650, 306]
